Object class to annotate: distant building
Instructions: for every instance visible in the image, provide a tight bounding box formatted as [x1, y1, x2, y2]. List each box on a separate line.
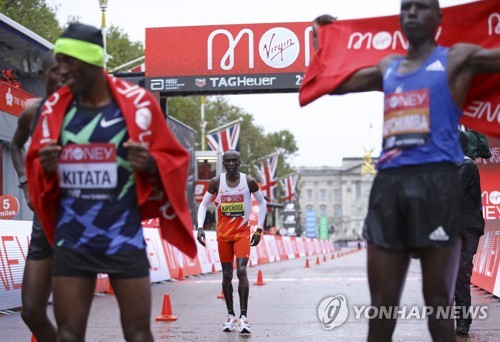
[298, 157, 377, 241]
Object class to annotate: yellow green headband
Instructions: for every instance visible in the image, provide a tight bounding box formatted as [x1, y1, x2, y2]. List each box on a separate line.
[54, 37, 105, 67]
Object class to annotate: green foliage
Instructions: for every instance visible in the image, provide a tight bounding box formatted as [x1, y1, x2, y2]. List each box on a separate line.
[104, 25, 144, 70]
[0, 0, 62, 42]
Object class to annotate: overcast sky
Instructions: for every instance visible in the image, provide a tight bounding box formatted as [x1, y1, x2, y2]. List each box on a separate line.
[48, 0, 475, 167]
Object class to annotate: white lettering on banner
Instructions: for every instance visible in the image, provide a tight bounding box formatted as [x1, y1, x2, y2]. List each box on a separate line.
[208, 29, 254, 70]
[478, 147, 500, 165]
[348, 27, 441, 50]
[207, 27, 314, 71]
[482, 191, 500, 220]
[463, 101, 500, 123]
[0, 235, 26, 291]
[114, 79, 151, 109]
[40, 92, 60, 117]
[488, 13, 500, 36]
[209, 76, 277, 88]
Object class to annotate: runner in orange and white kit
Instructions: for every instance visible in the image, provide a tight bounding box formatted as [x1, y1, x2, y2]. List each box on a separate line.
[197, 149, 267, 335]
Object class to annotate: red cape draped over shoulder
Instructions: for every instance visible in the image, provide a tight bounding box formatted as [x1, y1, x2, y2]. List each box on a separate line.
[26, 74, 197, 258]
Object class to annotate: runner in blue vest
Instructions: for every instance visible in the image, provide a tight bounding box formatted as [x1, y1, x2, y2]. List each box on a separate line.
[313, 1, 500, 340]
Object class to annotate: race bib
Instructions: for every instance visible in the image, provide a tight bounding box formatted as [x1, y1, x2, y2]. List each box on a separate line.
[58, 143, 117, 199]
[383, 89, 430, 150]
[220, 194, 245, 217]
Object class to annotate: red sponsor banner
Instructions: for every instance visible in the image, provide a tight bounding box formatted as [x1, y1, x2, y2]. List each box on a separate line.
[0, 82, 35, 116]
[471, 136, 500, 296]
[145, 22, 313, 94]
[195, 180, 210, 203]
[0, 195, 20, 220]
[146, 22, 311, 76]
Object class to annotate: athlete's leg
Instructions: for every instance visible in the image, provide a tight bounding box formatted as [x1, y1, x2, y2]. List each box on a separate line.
[111, 276, 153, 342]
[52, 275, 96, 341]
[21, 258, 56, 342]
[367, 243, 411, 342]
[218, 240, 236, 316]
[420, 240, 461, 342]
[234, 236, 251, 317]
[236, 257, 250, 317]
[455, 233, 480, 329]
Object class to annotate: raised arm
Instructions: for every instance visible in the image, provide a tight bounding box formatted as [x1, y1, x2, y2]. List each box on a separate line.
[448, 43, 500, 108]
[312, 14, 399, 94]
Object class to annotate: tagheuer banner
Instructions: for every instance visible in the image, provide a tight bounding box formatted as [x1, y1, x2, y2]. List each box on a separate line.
[145, 22, 313, 95]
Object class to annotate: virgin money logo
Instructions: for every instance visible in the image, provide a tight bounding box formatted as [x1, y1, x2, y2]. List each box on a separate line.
[259, 27, 300, 69]
[348, 27, 442, 50]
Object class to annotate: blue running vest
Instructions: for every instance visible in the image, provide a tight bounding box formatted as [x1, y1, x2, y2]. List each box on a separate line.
[378, 46, 463, 169]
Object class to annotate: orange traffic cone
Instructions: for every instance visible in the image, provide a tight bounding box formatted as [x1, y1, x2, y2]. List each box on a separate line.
[211, 264, 217, 274]
[177, 267, 185, 281]
[305, 258, 310, 268]
[323, 255, 327, 262]
[331, 253, 335, 260]
[106, 283, 115, 295]
[31, 334, 37, 342]
[254, 270, 266, 285]
[155, 294, 178, 321]
[316, 256, 320, 265]
[217, 290, 225, 299]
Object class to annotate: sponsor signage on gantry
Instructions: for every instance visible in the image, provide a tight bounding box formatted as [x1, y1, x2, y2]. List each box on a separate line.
[145, 22, 314, 94]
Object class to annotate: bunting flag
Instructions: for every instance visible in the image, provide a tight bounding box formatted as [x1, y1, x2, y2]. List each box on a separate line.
[206, 120, 241, 152]
[253, 153, 279, 202]
[279, 173, 299, 202]
[299, 0, 500, 138]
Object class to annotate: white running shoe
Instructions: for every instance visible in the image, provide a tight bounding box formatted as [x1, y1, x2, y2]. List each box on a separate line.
[222, 315, 237, 332]
[238, 315, 251, 335]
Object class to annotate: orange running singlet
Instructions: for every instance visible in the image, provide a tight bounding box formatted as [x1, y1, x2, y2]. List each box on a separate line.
[215, 172, 252, 242]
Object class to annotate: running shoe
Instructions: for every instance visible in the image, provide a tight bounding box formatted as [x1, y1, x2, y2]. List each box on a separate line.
[222, 314, 237, 332]
[238, 315, 251, 335]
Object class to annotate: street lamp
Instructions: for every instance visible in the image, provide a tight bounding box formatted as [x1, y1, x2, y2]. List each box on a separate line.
[98, 0, 108, 69]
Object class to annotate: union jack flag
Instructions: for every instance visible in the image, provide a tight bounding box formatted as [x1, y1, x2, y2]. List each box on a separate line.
[206, 121, 241, 152]
[279, 173, 299, 202]
[253, 153, 279, 202]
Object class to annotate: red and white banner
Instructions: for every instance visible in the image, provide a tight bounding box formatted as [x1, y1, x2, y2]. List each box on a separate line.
[0, 81, 35, 117]
[471, 135, 500, 297]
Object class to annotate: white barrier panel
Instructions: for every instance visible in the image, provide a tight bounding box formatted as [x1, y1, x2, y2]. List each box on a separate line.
[143, 227, 171, 282]
[0, 220, 31, 311]
[263, 235, 279, 262]
[282, 236, 296, 259]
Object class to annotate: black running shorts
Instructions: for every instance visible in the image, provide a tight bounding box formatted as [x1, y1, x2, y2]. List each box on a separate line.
[363, 162, 463, 250]
[53, 246, 150, 279]
[27, 215, 53, 260]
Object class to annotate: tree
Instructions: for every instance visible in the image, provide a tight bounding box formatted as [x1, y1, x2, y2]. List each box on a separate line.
[105, 25, 143, 70]
[0, 0, 62, 42]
